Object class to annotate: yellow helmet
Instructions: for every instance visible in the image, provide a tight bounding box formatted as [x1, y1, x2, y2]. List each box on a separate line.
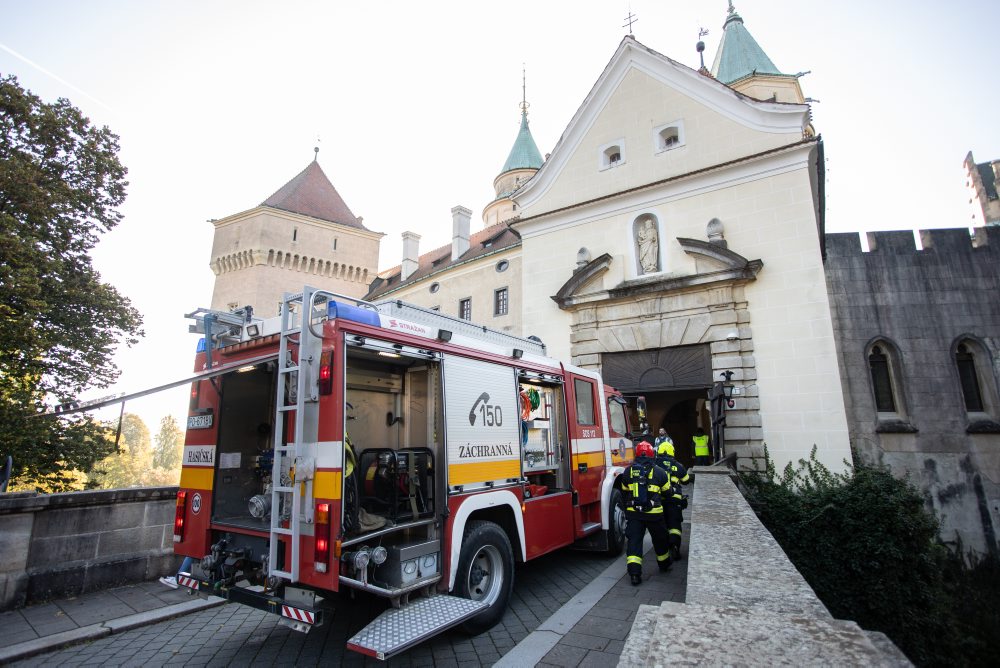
[657, 438, 675, 457]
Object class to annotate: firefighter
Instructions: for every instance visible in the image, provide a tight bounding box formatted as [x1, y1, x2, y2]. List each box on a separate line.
[693, 427, 711, 466]
[619, 441, 673, 586]
[655, 438, 692, 561]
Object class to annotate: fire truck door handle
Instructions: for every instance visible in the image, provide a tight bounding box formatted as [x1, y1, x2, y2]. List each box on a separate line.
[578, 462, 588, 473]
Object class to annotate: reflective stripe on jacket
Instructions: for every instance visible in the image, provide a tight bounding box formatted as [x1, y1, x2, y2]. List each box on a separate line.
[624, 461, 670, 514]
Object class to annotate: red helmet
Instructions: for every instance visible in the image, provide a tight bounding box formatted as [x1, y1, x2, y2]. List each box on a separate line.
[635, 441, 655, 459]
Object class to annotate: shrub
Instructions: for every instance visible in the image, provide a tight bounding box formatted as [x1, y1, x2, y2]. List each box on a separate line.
[740, 447, 999, 666]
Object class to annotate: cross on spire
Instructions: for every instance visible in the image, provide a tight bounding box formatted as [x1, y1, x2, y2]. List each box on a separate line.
[623, 10, 637, 35]
[520, 64, 529, 116]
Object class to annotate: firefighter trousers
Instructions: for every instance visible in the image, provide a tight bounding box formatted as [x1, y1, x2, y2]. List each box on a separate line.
[665, 503, 683, 557]
[625, 511, 672, 575]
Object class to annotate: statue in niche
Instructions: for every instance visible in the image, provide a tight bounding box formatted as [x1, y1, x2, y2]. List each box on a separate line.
[636, 218, 659, 274]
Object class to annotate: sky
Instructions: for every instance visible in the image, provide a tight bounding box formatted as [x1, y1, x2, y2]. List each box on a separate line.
[3, 0, 999, 431]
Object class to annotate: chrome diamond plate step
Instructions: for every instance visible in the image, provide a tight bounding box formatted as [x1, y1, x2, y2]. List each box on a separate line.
[346, 595, 488, 660]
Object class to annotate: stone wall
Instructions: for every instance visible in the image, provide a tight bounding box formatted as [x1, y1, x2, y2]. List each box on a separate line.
[824, 226, 1000, 555]
[619, 468, 911, 666]
[0, 487, 180, 611]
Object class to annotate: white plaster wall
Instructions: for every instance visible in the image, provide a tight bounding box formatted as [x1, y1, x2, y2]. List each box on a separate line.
[524, 67, 800, 216]
[518, 149, 851, 473]
[377, 249, 523, 336]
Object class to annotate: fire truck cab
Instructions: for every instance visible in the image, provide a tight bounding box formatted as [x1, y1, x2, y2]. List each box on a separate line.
[174, 287, 634, 659]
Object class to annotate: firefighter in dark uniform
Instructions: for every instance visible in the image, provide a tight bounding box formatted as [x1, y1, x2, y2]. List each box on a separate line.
[655, 438, 692, 561]
[619, 441, 673, 586]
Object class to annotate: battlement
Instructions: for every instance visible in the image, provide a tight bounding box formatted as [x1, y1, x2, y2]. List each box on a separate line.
[825, 225, 999, 258]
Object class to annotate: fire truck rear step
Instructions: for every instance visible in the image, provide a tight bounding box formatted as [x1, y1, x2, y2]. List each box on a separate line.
[346, 596, 489, 660]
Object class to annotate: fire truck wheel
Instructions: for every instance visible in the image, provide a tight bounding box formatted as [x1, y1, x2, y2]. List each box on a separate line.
[455, 520, 514, 634]
[606, 487, 626, 556]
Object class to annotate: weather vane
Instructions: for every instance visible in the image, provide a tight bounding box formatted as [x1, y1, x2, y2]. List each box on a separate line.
[697, 27, 709, 69]
[520, 64, 529, 116]
[314, 136, 321, 161]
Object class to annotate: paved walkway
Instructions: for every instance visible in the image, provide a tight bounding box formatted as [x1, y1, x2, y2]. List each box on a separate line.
[1, 528, 688, 666]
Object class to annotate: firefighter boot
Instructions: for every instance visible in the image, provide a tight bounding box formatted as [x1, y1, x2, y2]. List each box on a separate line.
[630, 573, 642, 586]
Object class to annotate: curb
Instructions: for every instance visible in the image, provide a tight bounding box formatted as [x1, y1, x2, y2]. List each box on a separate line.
[0, 596, 227, 664]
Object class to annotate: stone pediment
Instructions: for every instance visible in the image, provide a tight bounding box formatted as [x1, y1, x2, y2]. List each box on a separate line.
[551, 240, 762, 309]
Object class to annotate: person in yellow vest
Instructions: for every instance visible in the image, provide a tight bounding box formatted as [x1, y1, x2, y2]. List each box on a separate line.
[618, 441, 673, 585]
[693, 427, 711, 466]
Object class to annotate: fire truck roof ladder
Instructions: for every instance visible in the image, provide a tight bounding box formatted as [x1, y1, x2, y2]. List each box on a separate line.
[269, 287, 326, 583]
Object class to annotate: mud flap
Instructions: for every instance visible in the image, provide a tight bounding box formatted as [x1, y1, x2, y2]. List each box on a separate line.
[346, 595, 489, 660]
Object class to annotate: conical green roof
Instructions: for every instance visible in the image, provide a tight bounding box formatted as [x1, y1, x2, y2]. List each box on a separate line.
[500, 110, 543, 175]
[710, 6, 783, 84]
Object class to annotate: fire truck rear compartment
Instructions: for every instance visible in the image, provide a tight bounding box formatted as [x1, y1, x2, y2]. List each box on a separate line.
[211, 362, 278, 533]
[338, 344, 445, 593]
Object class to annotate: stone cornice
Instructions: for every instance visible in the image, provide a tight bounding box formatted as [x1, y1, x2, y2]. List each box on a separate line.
[551, 253, 613, 308]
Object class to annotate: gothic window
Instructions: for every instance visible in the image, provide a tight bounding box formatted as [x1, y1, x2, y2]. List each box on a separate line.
[956, 342, 985, 412]
[459, 298, 471, 320]
[868, 344, 897, 413]
[494, 287, 508, 316]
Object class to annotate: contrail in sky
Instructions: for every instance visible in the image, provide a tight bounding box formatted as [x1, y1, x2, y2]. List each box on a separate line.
[0, 41, 115, 113]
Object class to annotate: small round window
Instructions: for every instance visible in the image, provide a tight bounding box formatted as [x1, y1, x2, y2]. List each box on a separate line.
[496, 260, 509, 273]
[429, 282, 440, 293]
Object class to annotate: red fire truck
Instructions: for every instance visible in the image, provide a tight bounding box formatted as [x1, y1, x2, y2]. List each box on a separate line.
[173, 286, 634, 659]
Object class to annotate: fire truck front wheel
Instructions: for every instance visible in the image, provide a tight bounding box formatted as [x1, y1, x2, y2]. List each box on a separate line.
[606, 487, 626, 556]
[455, 520, 514, 634]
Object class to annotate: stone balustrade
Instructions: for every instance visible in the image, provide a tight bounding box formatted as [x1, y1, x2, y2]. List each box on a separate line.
[0, 487, 179, 611]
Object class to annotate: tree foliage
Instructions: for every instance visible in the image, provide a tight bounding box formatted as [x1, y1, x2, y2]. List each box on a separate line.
[152, 415, 183, 471]
[740, 447, 1000, 666]
[88, 413, 178, 489]
[0, 74, 143, 491]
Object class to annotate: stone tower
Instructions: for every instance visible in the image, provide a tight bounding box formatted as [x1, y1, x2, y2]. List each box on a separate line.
[209, 156, 383, 317]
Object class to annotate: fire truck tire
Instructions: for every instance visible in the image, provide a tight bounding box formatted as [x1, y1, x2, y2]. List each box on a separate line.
[606, 487, 626, 556]
[455, 520, 514, 634]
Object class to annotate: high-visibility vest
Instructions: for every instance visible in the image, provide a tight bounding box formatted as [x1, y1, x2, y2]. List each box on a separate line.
[693, 434, 710, 457]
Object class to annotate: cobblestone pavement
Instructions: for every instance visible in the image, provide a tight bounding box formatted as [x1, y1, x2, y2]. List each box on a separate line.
[12, 548, 621, 667]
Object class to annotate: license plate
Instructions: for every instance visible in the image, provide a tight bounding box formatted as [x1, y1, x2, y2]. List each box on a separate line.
[187, 414, 213, 429]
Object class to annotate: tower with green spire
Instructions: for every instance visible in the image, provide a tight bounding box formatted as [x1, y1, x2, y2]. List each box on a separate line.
[483, 71, 545, 227]
[710, 1, 807, 105]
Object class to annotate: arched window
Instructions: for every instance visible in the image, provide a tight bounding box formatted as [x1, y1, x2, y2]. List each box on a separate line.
[866, 340, 908, 423]
[956, 341, 985, 412]
[868, 345, 896, 413]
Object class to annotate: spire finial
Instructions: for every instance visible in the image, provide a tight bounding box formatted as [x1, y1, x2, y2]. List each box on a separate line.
[520, 64, 529, 117]
[314, 136, 320, 162]
[623, 9, 638, 35]
[697, 27, 709, 70]
[728, 0, 735, 15]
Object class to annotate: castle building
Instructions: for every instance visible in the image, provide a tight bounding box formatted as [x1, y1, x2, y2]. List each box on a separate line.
[208, 155, 383, 317]
[209, 4, 1000, 555]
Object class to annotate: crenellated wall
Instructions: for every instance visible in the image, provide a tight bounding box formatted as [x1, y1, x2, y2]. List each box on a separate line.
[0, 487, 180, 611]
[824, 226, 1000, 555]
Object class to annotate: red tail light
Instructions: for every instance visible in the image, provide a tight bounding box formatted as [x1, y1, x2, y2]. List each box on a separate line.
[318, 351, 334, 395]
[173, 490, 187, 543]
[315, 502, 331, 572]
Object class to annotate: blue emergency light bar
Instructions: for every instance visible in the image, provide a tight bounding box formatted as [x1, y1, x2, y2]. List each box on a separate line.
[327, 301, 380, 327]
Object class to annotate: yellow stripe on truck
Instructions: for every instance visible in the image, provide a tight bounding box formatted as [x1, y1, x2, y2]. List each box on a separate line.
[314, 470, 342, 500]
[448, 460, 520, 486]
[572, 452, 606, 469]
[179, 467, 214, 490]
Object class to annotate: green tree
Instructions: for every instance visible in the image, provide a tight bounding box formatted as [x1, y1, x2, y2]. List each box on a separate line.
[0, 74, 143, 491]
[89, 413, 151, 489]
[152, 415, 183, 471]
